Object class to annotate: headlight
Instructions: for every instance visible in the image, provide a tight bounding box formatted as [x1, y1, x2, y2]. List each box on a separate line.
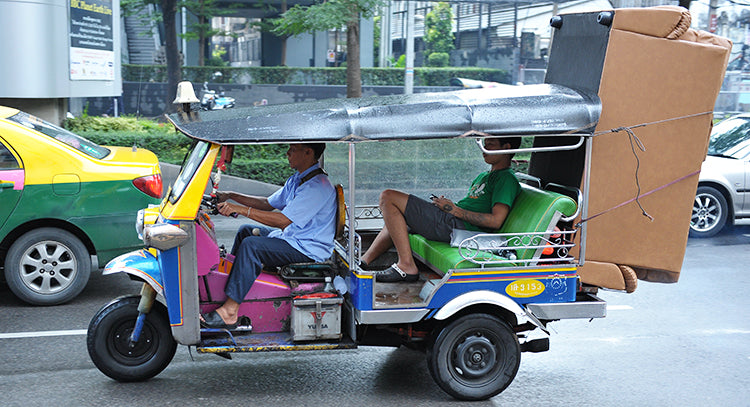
[142, 223, 189, 251]
[137, 205, 162, 240]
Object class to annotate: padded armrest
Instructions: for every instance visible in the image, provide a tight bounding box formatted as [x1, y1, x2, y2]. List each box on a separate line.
[498, 184, 577, 260]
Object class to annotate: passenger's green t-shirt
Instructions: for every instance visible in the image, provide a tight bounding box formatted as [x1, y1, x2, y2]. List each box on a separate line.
[456, 168, 521, 232]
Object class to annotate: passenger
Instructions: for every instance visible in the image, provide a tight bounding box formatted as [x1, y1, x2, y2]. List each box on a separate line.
[201, 143, 336, 329]
[361, 136, 522, 282]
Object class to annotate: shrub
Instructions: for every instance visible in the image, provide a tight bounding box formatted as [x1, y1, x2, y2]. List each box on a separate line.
[123, 64, 509, 86]
[63, 116, 293, 185]
[427, 52, 450, 67]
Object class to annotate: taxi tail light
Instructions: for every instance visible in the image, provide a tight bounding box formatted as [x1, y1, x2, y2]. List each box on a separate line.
[133, 174, 163, 199]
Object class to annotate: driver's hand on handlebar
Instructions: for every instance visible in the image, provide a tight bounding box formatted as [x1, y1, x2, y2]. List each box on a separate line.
[217, 201, 242, 217]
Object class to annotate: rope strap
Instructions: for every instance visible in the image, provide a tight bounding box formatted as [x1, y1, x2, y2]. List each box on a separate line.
[577, 169, 700, 227]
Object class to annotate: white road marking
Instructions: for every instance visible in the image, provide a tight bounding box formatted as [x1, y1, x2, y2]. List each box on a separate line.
[0, 329, 87, 339]
[607, 305, 633, 311]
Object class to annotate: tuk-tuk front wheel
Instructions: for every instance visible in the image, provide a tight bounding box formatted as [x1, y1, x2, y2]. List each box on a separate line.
[427, 313, 520, 401]
[87, 296, 177, 382]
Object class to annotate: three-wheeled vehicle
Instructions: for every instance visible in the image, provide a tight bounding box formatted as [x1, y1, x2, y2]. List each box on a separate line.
[88, 83, 603, 401]
[87, 8, 731, 401]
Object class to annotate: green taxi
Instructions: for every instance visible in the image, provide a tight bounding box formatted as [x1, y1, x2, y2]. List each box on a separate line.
[0, 106, 162, 305]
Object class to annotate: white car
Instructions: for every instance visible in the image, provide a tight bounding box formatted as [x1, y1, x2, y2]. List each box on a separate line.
[691, 114, 750, 237]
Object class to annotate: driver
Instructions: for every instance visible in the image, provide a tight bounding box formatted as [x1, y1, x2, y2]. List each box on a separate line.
[200, 143, 336, 329]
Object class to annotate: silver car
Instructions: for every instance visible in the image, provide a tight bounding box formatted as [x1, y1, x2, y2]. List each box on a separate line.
[691, 114, 750, 237]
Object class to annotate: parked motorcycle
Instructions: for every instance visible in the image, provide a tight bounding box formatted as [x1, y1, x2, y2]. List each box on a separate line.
[200, 82, 235, 110]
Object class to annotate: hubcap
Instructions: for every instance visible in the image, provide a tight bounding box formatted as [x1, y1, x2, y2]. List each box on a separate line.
[18, 241, 77, 294]
[109, 319, 157, 365]
[691, 193, 721, 232]
[453, 331, 498, 379]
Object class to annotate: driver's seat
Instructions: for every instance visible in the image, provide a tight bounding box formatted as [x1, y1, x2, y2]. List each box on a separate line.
[279, 184, 346, 280]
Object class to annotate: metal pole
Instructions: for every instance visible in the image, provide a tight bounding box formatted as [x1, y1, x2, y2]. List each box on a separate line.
[348, 143, 356, 271]
[181, 7, 187, 63]
[579, 136, 593, 266]
[379, 2, 390, 67]
[404, 0, 415, 94]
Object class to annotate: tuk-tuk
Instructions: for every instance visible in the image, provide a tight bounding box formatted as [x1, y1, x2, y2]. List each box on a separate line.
[86, 7, 730, 401]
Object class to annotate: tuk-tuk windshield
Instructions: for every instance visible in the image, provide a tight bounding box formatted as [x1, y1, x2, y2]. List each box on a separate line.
[170, 141, 211, 203]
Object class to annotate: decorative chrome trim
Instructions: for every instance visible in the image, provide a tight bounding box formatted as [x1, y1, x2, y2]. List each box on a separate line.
[354, 308, 431, 324]
[456, 230, 577, 266]
[526, 293, 606, 320]
[475, 136, 585, 155]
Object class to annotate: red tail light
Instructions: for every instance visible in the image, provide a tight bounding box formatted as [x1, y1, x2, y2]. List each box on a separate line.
[133, 174, 162, 198]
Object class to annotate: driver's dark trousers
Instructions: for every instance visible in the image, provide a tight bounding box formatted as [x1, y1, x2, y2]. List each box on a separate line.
[224, 224, 312, 303]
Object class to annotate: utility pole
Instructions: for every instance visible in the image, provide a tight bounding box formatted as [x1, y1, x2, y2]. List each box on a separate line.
[404, 0, 415, 94]
[379, 1, 392, 67]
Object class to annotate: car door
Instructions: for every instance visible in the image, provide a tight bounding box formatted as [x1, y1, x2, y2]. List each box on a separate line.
[0, 137, 23, 230]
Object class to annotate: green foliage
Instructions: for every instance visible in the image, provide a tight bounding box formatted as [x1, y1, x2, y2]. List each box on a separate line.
[207, 45, 228, 67]
[391, 54, 406, 68]
[123, 64, 510, 86]
[424, 2, 455, 55]
[271, 0, 383, 37]
[426, 52, 450, 67]
[62, 116, 294, 184]
[64, 115, 171, 133]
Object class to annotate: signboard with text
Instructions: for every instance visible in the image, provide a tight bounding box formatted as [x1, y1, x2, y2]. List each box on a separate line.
[69, 0, 114, 81]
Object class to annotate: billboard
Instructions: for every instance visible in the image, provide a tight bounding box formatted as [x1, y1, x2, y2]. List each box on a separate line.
[69, 0, 115, 80]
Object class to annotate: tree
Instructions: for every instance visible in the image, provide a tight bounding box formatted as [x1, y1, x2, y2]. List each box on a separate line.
[122, 0, 235, 111]
[272, 0, 384, 98]
[424, 2, 454, 56]
[179, 0, 236, 66]
[122, 0, 182, 112]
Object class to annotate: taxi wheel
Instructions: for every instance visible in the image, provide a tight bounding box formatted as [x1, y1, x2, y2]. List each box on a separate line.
[87, 296, 177, 382]
[4, 228, 91, 305]
[427, 314, 520, 401]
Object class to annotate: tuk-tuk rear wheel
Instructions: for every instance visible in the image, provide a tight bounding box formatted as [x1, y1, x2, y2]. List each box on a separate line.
[427, 313, 520, 401]
[87, 295, 177, 382]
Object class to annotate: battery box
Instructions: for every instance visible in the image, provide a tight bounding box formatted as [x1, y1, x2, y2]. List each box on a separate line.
[291, 293, 343, 341]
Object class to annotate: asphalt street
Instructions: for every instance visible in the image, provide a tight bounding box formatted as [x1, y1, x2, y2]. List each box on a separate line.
[0, 222, 749, 406]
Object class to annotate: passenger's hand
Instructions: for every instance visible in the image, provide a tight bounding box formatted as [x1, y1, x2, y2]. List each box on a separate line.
[432, 196, 455, 213]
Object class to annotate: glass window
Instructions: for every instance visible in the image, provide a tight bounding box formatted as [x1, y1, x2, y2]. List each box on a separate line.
[6, 112, 110, 159]
[0, 142, 20, 169]
[170, 141, 210, 203]
[325, 138, 501, 207]
[707, 117, 750, 158]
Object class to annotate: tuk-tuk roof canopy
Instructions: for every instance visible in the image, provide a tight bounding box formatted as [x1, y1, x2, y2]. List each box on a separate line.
[167, 84, 601, 144]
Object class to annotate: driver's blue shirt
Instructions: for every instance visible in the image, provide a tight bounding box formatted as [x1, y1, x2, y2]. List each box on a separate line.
[267, 163, 336, 262]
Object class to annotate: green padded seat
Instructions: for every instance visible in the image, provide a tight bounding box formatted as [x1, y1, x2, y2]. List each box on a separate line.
[409, 183, 577, 273]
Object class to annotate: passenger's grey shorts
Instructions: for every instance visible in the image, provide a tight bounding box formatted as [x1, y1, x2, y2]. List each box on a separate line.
[404, 195, 465, 242]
